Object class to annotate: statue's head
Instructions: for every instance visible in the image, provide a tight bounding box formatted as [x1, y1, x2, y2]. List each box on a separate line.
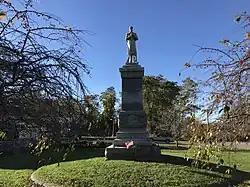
[129, 26, 133, 32]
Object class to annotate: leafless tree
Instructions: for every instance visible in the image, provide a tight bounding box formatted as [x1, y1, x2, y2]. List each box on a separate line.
[181, 12, 249, 164]
[0, 0, 90, 145]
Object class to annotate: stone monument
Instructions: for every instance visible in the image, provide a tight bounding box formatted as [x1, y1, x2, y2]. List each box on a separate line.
[105, 26, 161, 160]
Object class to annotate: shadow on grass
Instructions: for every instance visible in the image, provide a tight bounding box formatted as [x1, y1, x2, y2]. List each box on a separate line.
[0, 148, 105, 170]
[154, 154, 250, 187]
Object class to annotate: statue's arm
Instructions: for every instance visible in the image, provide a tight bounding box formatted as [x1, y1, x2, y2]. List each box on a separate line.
[125, 33, 130, 41]
[133, 33, 138, 41]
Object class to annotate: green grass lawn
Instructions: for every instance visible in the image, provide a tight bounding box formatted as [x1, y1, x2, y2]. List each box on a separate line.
[0, 169, 33, 187]
[0, 151, 40, 187]
[33, 157, 232, 187]
[1, 147, 250, 187]
[162, 149, 250, 172]
[32, 147, 250, 187]
[0, 148, 104, 187]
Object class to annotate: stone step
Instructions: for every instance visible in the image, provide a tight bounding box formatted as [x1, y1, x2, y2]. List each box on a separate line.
[105, 144, 161, 160]
[116, 128, 149, 133]
[116, 133, 150, 138]
[114, 138, 152, 146]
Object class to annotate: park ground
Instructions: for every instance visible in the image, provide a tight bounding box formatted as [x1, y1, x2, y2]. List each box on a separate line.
[0, 141, 250, 187]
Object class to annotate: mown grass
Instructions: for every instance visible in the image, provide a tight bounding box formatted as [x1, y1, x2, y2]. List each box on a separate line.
[162, 149, 250, 172]
[0, 148, 104, 187]
[0, 150, 40, 187]
[0, 169, 33, 187]
[33, 157, 231, 187]
[1, 146, 250, 187]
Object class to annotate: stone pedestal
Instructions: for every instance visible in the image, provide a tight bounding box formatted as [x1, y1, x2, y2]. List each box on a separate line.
[105, 63, 161, 160]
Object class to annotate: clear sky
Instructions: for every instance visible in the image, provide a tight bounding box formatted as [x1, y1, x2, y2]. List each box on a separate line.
[35, 0, 249, 95]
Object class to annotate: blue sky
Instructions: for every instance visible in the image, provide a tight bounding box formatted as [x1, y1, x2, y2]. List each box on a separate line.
[35, 0, 249, 95]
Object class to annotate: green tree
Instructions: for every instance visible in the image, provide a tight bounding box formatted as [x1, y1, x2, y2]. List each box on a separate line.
[143, 75, 180, 136]
[100, 87, 118, 136]
[81, 94, 101, 135]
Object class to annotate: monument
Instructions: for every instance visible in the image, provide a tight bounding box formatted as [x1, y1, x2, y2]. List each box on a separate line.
[105, 26, 161, 160]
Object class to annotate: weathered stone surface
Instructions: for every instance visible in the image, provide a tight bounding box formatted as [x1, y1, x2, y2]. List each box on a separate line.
[105, 145, 161, 161]
[114, 138, 152, 147]
[118, 111, 146, 128]
[121, 91, 143, 110]
[114, 103, 152, 147]
[122, 78, 142, 92]
[119, 64, 144, 78]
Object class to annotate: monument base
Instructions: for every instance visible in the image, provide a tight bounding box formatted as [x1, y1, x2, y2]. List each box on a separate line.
[105, 144, 161, 161]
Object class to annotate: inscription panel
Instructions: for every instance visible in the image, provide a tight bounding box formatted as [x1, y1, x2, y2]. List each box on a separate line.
[122, 78, 142, 93]
[122, 91, 143, 110]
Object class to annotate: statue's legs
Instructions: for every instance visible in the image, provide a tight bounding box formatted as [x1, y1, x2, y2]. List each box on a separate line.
[133, 55, 137, 63]
[126, 57, 129, 64]
[126, 54, 137, 64]
[129, 56, 132, 63]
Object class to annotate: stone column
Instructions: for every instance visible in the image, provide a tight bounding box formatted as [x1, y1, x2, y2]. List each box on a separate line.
[105, 63, 160, 160]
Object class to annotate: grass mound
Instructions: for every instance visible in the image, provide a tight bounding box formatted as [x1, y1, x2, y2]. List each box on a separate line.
[33, 157, 231, 187]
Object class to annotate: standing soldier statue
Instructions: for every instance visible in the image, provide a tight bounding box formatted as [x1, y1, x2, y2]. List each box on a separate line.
[125, 26, 138, 64]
